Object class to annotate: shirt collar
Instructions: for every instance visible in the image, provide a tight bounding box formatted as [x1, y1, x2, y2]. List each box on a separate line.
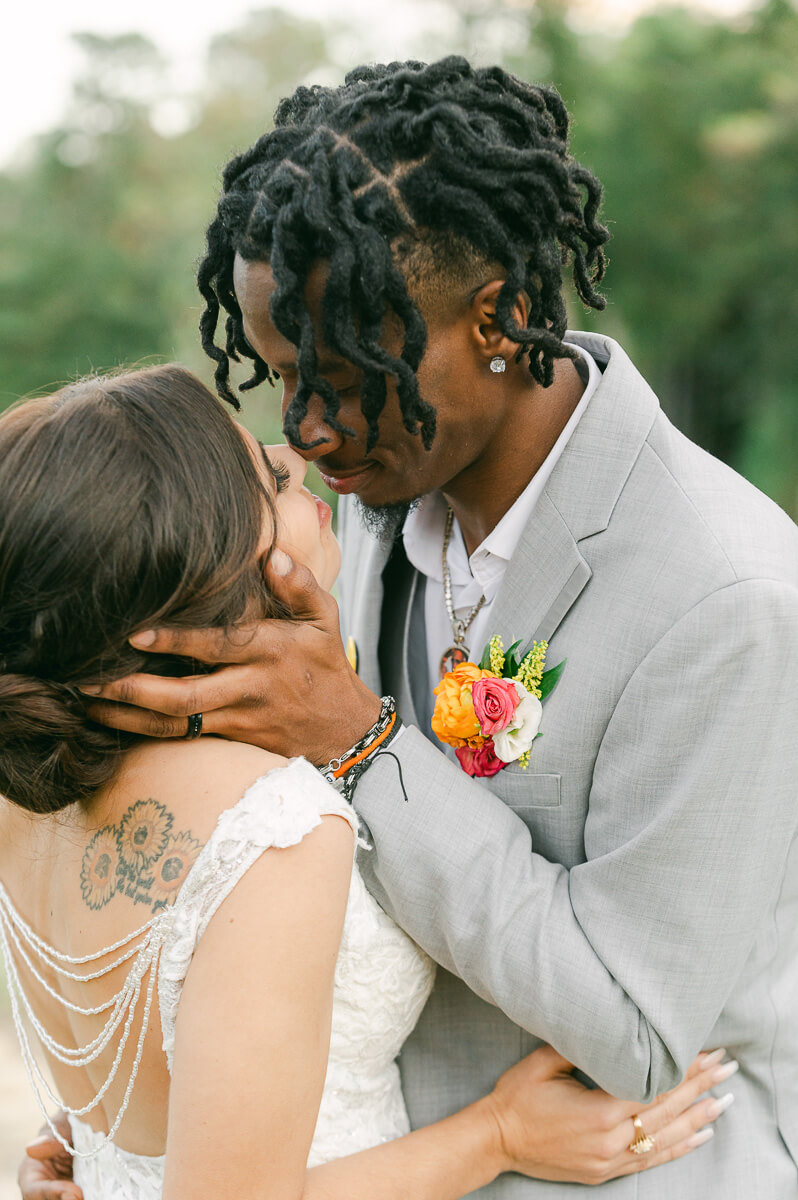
[402, 491, 449, 585]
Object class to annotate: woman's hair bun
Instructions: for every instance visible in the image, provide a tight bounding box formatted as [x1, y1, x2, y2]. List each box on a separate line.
[0, 674, 119, 814]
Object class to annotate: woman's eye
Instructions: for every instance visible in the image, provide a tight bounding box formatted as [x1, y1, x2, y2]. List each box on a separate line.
[260, 442, 292, 493]
[270, 461, 292, 493]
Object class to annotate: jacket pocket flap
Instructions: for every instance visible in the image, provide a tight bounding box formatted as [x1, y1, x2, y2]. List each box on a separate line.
[491, 771, 561, 809]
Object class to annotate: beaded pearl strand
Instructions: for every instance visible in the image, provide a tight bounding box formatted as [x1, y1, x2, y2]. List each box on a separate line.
[0, 882, 173, 1159]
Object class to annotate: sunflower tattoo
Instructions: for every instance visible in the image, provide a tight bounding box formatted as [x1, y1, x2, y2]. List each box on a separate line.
[150, 833, 203, 910]
[117, 799, 173, 869]
[80, 800, 201, 914]
[81, 828, 120, 911]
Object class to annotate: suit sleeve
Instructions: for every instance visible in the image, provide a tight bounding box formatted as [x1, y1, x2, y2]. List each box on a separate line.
[352, 577, 798, 1101]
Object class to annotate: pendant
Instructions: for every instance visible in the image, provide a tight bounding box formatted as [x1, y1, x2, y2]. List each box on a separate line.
[440, 645, 470, 678]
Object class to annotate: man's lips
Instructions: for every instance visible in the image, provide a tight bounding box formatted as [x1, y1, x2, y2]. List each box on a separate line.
[317, 462, 378, 495]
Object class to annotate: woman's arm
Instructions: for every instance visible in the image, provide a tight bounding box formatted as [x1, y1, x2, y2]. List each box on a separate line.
[162, 812, 354, 1200]
[304, 1048, 731, 1196]
[18, 1051, 731, 1200]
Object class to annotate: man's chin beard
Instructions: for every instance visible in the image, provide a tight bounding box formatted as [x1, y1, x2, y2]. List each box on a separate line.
[355, 498, 420, 545]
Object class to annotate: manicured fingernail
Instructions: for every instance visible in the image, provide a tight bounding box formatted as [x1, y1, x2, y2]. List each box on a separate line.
[711, 1060, 739, 1084]
[685, 1126, 714, 1148]
[130, 630, 156, 648]
[707, 1092, 735, 1119]
[79, 684, 101, 695]
[703, 1047, 726, 1067]
[271, 549, 293, 576]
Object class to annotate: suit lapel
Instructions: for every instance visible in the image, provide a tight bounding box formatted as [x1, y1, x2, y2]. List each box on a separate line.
[346, 530, 391, 694]
[398, 567, 421, 728]
[487, 332, 660, 650]
[404, 568, 430, 731]
[488, 491, 591, 648]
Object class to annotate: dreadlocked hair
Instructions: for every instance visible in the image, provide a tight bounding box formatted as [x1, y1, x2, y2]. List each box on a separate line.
[198, 56, 609, 452]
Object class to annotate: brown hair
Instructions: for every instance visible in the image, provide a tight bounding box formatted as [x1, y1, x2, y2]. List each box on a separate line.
[0, 365, 278, 814]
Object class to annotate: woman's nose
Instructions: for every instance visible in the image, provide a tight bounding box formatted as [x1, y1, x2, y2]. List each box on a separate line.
[282, 394, 345, 461]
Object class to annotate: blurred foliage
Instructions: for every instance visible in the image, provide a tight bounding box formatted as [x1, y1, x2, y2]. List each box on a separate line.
[0, 0, 796, 515]
[0, 11, 339, 448]
[501, 0, 798, 515]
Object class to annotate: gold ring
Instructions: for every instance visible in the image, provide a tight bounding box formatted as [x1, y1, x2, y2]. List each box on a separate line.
[628, 1115, 655, 1155]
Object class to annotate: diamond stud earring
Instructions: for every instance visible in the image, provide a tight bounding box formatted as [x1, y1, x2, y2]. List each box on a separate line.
[489, 356, 506, 374]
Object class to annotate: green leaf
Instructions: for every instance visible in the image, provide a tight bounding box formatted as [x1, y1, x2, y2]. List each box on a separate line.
[538, 658, 566, 700]
[504, 639, 523, 677]
[478, 641, 493, 671]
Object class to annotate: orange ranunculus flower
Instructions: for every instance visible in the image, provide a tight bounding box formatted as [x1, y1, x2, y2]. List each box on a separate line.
[431, 663, 498, 748]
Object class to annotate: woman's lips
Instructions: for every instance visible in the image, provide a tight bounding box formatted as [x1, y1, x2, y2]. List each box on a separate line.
[313, 494, 333, 528]
[317, 463, 377, 495]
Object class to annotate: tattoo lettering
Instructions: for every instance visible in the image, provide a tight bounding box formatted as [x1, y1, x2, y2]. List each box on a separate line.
[80, 799, 202, 914]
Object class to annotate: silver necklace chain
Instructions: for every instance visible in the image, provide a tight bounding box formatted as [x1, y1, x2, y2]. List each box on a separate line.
[441, 506, 486, 652]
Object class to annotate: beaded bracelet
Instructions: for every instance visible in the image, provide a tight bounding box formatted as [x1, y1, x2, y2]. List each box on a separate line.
[321, 696, 403, 802]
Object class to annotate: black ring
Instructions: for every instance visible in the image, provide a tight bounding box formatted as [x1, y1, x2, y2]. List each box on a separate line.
[185, 713, 203, 740]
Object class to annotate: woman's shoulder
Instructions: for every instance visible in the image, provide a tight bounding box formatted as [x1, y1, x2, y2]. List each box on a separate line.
[99, 738, 290, 844]
[78, 740, 354, 921]
[99, 738, 354, 860]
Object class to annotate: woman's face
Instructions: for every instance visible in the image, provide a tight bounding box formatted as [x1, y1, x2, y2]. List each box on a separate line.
[239, 427, 341, 591]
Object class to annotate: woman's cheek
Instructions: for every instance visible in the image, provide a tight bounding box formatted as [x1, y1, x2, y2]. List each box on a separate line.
[321, 533, 342, 591]
[278, 503, 331, 586]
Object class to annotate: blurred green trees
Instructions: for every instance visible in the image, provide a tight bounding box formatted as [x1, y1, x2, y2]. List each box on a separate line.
[507, 0, 798, 516]
[0, 0, 796, 514]
[0, 11, 338, 442]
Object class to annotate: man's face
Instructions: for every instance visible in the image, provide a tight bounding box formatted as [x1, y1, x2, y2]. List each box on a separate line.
[233, 255, 517, 510]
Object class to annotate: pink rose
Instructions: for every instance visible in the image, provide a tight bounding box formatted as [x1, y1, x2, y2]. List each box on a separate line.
[472, 676, 521, 736]
[456, 740, 505, 778]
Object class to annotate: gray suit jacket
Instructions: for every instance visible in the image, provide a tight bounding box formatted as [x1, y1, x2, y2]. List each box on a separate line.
[338, 332, 798, 1198]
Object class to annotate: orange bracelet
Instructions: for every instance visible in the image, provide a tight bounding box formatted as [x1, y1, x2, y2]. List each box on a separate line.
[332, 711, 398, 779]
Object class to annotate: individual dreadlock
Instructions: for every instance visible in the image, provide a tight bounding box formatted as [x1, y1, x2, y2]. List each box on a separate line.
[198, 56, 609, 452]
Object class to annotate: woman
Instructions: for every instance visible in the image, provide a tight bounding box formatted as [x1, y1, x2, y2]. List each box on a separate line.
[2, 367, 729, 1200]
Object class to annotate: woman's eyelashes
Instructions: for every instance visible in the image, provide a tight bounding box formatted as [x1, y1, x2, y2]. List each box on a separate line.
[259, 444, 292, 493]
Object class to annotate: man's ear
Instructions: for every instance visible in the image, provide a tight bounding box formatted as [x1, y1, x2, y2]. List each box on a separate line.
[469, 280, 530, 366]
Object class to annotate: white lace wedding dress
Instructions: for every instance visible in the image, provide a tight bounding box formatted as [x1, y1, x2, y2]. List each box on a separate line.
[1, 758, 435, 1200]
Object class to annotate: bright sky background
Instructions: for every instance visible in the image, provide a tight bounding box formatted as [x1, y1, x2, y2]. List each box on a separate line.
[2, 0, 759, 166]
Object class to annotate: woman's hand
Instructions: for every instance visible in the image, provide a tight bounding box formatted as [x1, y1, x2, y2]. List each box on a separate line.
[486, 1045, 736, 1185]
[18, 1114, 83, 1200]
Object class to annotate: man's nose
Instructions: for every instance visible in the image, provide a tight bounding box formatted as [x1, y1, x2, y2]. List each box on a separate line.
[282, 394, 346, 461]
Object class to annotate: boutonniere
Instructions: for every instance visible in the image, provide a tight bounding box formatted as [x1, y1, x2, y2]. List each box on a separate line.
[431, 636, 565, 778]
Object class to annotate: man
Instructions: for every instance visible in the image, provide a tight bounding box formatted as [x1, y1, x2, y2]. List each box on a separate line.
[21, 58, 798, 1197]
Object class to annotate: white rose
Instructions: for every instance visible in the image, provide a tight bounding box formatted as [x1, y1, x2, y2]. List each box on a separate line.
[492, 682, 543, 763]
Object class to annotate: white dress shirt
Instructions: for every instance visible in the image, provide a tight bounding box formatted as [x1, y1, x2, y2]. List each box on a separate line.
[402, 344, 601, 698]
